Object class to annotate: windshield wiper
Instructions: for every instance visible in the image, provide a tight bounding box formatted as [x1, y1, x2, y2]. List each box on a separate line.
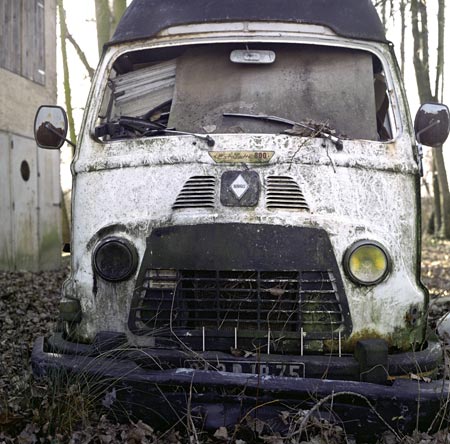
[223, 112, 343, 151]
[95, 116, 215, 147]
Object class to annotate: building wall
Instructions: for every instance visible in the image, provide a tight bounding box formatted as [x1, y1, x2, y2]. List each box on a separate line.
[0, 0, 61, 271]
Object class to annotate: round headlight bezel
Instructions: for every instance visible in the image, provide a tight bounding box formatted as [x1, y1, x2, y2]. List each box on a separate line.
[343, 240, 391, 286]
[93, 236, 138, 282]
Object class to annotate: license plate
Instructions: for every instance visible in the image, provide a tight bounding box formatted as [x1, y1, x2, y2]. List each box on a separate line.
[185, 360, 305, 378]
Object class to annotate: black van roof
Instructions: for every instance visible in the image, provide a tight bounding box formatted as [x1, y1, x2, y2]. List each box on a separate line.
[109, 0, 387, 46]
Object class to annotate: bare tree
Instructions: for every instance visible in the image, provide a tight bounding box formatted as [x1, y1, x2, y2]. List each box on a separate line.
[375, 0, 449, 238]
[57, 0, 127, 144]
[411, 0, 449, 238]
[95, 0, 127, 56]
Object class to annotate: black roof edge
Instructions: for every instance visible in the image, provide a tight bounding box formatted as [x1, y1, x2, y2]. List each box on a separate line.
[107, 0, 388, 49]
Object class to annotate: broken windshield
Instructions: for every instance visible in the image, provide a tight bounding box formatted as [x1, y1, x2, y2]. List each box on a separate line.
[95, 43, 392, 142]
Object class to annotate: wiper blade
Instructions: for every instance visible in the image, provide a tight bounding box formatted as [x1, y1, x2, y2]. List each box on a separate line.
[95, 117, 215, 147]
[150, 128, 215, 147]
[223, 112, 343, 151]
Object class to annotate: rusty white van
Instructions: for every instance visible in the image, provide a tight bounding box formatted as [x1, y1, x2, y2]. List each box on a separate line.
[33, 0, 450, 438]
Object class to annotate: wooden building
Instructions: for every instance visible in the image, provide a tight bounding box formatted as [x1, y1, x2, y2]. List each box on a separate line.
[0, 0, 61, 271]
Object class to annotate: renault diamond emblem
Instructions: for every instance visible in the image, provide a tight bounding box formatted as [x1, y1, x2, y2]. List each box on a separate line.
[230, 174, 249, 200]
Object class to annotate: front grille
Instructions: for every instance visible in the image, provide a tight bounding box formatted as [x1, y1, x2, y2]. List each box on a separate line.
[172, 176, 216, 209]
[131, 269, 345, 348]
[266, 176, 309, 210]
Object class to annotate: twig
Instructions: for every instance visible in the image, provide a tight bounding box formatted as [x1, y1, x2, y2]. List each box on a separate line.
[292, 391, 402, 441]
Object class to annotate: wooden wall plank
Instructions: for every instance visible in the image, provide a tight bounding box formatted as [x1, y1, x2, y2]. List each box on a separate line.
[34, 0, 45, 84]
[12, 0, 22, 74]
[37, 144, 61, 270]
[21, 0, 31, 80]
[1, 0, 45, 85]
[10, 134, 39, 271]
[0, 1, 6, 68]
[0, 132, 14, 270]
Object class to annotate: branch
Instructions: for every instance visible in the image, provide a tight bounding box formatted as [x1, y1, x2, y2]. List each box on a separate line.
[294, 391, 402, 441]
[65, 31, 95, 80]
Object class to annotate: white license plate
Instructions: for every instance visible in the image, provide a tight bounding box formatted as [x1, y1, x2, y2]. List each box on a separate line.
[186, 360, 306, 378]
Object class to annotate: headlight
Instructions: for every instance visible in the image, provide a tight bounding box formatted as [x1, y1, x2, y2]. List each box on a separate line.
[93, 237, 138, 282]
[344, 241, 391, 285]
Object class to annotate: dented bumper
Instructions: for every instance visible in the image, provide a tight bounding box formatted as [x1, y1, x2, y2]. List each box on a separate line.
[32, 336, 450, 440]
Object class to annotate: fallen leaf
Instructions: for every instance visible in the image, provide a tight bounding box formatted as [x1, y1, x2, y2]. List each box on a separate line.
[213, 427, 228, 441]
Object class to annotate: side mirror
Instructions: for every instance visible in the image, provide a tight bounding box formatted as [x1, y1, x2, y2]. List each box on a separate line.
[34, 105, 68, 149]
[414, 102, 450, 147]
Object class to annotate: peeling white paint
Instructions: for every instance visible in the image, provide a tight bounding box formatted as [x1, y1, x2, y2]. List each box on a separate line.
[64, 24, 426, 351]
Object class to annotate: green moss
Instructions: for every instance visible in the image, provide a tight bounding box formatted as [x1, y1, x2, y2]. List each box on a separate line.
[324, 323, 425, 354]
[39, 229, 62, 270]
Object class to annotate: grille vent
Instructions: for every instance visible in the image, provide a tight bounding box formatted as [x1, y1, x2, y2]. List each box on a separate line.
[266, 176, 309, 210]
[131, 269, 345, 345]
[173, 176, 216, 209]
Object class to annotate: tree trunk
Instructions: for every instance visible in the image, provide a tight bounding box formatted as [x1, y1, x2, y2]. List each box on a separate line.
[399, 0, 406, 76]
[410, 0, 432, 103]
[435, 148, 450, 238]
[410, 0, 450, 239]
[432, 163, 442, 233]
[95, 0, 111, 57]
[111, 0, 127, 34]
[434, 0, 450, 238]
[435, 0, 445, 100]
[95, 0, 127, 56]
[57, 0, 76, 151]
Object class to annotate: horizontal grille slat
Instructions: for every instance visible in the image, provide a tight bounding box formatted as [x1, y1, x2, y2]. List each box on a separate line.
[132, 269, 345, 344]
[266, 176, 310, 211]
[173, 176, 216, 209]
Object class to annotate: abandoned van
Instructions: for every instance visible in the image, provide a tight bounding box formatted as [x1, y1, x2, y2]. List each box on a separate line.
[33, 0, 450, 437]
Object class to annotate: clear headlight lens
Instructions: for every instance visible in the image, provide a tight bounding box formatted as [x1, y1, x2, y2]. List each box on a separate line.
[344, 241, 390, 285]
[93, 237, 138, 282]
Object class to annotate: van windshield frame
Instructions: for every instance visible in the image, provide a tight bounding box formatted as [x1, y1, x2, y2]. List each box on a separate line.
[94, 42, 394, 143]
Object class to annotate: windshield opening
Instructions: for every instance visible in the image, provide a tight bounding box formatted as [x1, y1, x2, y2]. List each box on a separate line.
[95, 43, 393, 142]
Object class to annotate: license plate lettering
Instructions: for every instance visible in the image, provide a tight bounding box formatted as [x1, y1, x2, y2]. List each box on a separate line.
[289, 364, 301, 377]
[232, 363, 243, 373]
[276, 363, 287, 376]
[185, 360, 305, 377]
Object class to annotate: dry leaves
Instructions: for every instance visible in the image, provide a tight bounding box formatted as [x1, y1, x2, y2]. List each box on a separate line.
[0, 238, 449, 442]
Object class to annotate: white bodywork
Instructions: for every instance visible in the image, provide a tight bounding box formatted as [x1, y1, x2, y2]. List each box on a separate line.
[63, 23, 426, 351]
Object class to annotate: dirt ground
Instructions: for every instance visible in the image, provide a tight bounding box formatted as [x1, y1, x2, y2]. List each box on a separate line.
[0, 239, 449, 443]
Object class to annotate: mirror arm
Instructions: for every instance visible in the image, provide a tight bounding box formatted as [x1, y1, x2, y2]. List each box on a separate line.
[415, 119, 440, 144]
[44, 122, 76, 148]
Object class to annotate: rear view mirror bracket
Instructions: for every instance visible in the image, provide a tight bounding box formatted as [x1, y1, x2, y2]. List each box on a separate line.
[34, 105, 75, 149]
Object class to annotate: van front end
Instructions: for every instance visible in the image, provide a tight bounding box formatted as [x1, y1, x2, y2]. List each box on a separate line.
[32, 0, 450, 439]
[32, 133, 448, 437]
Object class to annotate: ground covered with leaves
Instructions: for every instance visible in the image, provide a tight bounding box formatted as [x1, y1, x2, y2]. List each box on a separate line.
[0, 240, 450, 443]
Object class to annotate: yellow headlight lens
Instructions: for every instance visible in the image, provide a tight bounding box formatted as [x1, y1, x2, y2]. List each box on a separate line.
[345, 242, 390, 285]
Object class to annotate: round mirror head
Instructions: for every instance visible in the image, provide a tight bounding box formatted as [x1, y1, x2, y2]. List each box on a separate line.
[34, 105, 68, 149]
[414, 102, 450, 147]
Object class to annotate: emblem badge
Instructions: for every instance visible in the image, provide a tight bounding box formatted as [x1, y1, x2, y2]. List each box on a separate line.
[230, 174, 249, 200]
[221, 171, 260, 207]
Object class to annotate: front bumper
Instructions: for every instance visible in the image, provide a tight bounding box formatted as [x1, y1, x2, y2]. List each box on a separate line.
[32, 335, 450, 440]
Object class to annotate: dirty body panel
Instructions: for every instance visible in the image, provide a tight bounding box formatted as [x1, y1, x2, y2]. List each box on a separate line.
[32, 8, 446, 438]
[68, 131, 424, 351]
